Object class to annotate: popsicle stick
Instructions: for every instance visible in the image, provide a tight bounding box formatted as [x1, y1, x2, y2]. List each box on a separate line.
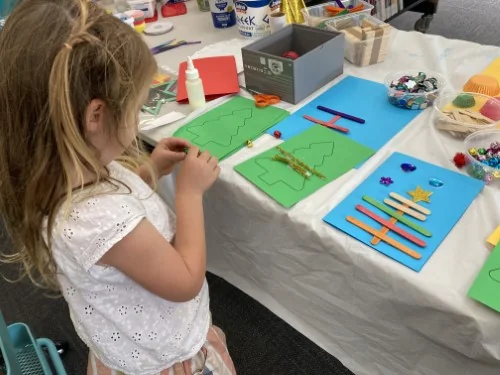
[389, 192, 431, 215]
[383, 199, 427, 221]
[303, 115, 350, 133]
[362, 195, 432, 237]
[372, 215, 399, 245]
[328, 115, 342, 124]
[356, 204, 426, 247]
[346, 216, 422, 259]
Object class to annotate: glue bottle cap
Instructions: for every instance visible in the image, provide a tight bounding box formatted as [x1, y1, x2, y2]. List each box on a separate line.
[186, 56, 199, 80]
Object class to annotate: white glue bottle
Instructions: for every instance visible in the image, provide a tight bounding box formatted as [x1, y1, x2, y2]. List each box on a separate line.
[185, 57, 206, 111]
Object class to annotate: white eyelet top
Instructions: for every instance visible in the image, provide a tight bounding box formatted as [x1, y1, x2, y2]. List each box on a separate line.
[48, 162, 210, 375]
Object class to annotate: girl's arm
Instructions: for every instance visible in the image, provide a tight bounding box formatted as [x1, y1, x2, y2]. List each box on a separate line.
[99, 193, 206, 302]
[100, 147, 217, 302]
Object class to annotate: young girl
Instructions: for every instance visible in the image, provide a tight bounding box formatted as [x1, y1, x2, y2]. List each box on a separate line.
[0, 1, 236, 374]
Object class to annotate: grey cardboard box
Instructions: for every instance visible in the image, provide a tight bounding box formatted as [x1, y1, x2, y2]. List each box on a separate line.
[242, 24, 345, 104]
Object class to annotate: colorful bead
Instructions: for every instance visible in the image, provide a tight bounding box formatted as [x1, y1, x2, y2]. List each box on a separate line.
[273, 130, 282, 139]
[453, 152, 467, 168]
[380, 177, 394, 186]
[400, 163, 417, 172]
[466, 140, 500, 182]
[484, 173, 493, 185]
[388, 72, 440, 110]
[428, 177, 444, 187]
[246, 139, 253, 148]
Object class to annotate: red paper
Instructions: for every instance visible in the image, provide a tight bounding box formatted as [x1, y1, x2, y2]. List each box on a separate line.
[176, 56, 239, 103]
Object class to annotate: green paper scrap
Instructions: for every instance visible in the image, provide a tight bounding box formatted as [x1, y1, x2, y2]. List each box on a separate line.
[173, 96, 289, 160]
[235, 125, 375, 208]
[468, 243, 500, 314]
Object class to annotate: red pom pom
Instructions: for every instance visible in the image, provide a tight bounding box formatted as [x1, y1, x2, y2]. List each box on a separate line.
[282, 51, 299, 60]
[453, 152, 468, 168]
[273, 130, 282, 139]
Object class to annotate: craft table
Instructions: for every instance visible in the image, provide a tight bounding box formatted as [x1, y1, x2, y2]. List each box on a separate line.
[142, 7, 500, 375]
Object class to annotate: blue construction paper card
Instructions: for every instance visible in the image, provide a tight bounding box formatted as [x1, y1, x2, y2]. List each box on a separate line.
[267, 76, 423, 151]
[323, 152, 484, 272]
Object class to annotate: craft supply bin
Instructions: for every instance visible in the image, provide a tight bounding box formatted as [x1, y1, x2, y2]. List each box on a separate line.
[242, 24, 344, 104]
[384, 70, 446, 110]
[464, 129, 500, 184]
[0, 312, 67, 375]
[302, 0, 373, 28]
[325, 13, 394, 67]
[434, 92, 500, 138]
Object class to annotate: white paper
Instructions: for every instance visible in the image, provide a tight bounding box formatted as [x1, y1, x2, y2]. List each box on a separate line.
[190, 38, 252, 74]
[140, 111, 186, 131]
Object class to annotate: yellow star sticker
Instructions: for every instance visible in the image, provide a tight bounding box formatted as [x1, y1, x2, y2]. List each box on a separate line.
[408, 185, 433, 203]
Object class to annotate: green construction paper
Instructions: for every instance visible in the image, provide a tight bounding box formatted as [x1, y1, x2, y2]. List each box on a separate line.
[235, 125, 375, 208]
[173, 96, 289, 160]
[468, 243, 500, 314]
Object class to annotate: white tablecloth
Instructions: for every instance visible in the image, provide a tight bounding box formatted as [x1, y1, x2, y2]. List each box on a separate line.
[144, 20, 500, 375]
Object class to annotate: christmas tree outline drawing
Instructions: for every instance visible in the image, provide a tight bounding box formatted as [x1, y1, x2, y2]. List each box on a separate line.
[184, 108, 254, 148]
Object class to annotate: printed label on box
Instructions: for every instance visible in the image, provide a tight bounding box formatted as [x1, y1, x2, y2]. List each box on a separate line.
[244, 53, 293, 100]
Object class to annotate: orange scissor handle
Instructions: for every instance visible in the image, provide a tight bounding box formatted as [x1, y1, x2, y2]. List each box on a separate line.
[254, 94, 280, 108]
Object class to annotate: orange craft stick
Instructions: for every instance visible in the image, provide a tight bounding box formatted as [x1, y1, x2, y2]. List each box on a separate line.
[372, 203, 406, 245]
[349, 4, 364, 12]
[347, 216, 422, 260]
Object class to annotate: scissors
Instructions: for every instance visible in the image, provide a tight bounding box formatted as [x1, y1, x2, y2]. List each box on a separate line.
[239, 86, 280, 108]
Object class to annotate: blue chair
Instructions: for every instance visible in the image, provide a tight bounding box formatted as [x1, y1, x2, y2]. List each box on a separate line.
[0, 311, 67, 375]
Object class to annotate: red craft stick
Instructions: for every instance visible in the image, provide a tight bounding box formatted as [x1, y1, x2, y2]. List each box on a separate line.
[355, 204, 426, 248]
[303, 115, 349, 133]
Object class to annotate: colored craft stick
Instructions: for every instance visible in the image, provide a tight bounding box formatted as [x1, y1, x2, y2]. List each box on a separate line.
[356, 204, 426, 248]
[372, 214, 399, 246]
[383, 199, 427, 221]
[317, 105, 366, 124]
[328, 115, 342, 124]
[362, 195, 432, 237]
[389, 192, 431, 215]
[333, 0, 345, 8]
[346, 216, 422, 259]
[303, 115, 349, 133]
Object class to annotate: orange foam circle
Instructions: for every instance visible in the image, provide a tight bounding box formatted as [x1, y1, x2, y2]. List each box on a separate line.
[463, 75, 500, 96]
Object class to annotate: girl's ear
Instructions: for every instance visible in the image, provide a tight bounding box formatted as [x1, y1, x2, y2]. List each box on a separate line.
[84, 99, 108, 135]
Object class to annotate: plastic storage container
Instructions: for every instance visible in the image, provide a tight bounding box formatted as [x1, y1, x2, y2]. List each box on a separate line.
[434, 92, 500, 138]
[0, 312, 67, 375]
[384, 70, 446, 110]
[464, 129, 500, 184]
[301, 0, 373, 28]
[127, 0, 156, 18]
[242, 24, 344, 104]
[325, 13, 394, 66]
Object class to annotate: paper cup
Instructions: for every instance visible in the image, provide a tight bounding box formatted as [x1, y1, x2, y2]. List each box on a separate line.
[269, 12, 287, 34]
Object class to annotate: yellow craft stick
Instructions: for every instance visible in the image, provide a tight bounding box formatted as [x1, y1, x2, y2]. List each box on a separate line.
[347, 216, 422, 260]
[383, 199, 427, 221]
[389, 192, 431, 215]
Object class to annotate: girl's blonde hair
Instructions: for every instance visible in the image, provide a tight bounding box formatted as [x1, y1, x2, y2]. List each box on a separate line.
[0, 0, 157, 289]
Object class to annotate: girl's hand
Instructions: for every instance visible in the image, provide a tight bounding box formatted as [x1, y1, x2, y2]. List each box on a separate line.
[176, 146, 220, 196]
[150, 137, 191, 177]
